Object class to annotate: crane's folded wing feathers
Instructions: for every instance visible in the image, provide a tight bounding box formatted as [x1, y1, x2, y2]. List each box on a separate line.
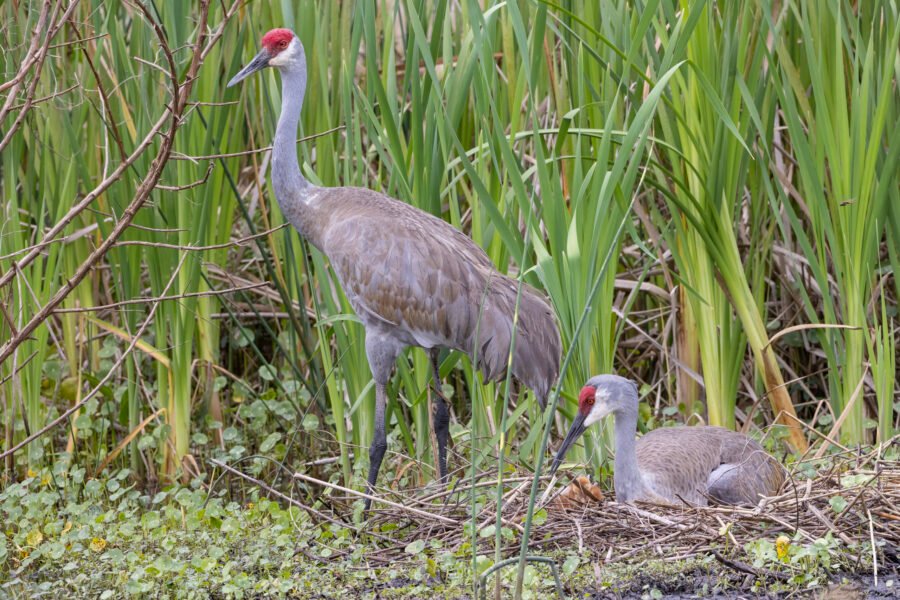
[319, 187, 559, 395]
[636, 426, 784, 506]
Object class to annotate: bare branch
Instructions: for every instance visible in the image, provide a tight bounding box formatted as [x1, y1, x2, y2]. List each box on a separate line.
[53, 282, 269, 314]
[0, 1, 52, 95]
[170, 126, 345, 161]
[0, 0, 223, 366]
[47, 32, 109, 49]
[112, 224, 288, 252]
[0, 0, 239, 295]
[8, 83, 78, 110]
[155, 161, 214, 191]
[0, 351, 38, 387]
[0, 1, 81, 152]
[66, 18, 128, 162]
[0, 253, 188, 462]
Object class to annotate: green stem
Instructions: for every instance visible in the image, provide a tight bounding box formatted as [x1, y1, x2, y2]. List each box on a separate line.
[513, 198, 633, 597]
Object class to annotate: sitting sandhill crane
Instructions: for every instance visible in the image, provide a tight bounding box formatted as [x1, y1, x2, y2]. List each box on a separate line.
[228, 29, 560, 509]
[549, 375, 784, 506]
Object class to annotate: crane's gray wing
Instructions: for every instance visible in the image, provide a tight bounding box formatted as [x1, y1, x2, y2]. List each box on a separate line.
[319, 188, 505, 349]
[636, 426, 784, 506]
[324, 217, 481, 346]
[317, 187, 559, 394]
[707, 431, 785, 506]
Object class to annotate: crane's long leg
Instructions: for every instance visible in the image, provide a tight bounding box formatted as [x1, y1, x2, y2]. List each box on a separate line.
[364, 331, 402, 513]
[364, 380, 388, 512]
[430, 350, 450, 483]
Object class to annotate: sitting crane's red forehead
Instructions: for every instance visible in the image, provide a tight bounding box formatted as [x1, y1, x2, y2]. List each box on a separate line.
[578, 386, 596, 415]
[578, 386, 595, 404]
[262, 28, 294, 48]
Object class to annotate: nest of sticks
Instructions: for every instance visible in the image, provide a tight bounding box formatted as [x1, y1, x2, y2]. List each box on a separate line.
[220, 438, 900, 575]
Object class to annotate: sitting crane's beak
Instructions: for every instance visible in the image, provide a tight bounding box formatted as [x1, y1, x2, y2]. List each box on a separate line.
[548, 412, 587, 478]
[227, 48, 271, 87]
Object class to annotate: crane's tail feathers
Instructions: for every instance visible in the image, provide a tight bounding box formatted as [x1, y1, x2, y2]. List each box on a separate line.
[707, 449, 786, 506]
[473, 279, 560, 401]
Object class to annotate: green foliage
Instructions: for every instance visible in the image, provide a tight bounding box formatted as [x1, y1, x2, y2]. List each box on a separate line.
[770, 0, 900, 443]
[2, 0, 898, 486]
[745, 533, 849, 588]
[1, 470, 876, 598]
[0, 472, 566, 598]
[1, 0, 898, 595]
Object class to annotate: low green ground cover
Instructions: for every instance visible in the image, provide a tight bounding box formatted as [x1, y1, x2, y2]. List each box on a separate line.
[1, 468, 888, 599]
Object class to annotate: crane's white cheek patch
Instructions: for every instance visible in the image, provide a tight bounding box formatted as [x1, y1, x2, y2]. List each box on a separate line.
[585, 403, 609, 427]
[270, 39, 301, 68]
[584, 388, 612, 427]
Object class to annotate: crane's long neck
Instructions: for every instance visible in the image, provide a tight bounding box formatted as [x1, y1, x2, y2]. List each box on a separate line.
[613, 409, 645, 502]
[272, 61, 317, 238]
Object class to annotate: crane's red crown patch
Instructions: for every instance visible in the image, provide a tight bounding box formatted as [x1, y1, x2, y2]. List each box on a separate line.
[262, 29, 294, 53]
[578, 386, 596, 415]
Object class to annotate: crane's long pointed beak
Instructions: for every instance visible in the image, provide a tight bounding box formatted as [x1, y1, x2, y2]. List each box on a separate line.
[227, 48, 271, 87]
[548, 412, 587, 478]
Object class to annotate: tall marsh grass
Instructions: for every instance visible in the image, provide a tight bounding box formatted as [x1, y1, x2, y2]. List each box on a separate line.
[1, 0, 898, 594]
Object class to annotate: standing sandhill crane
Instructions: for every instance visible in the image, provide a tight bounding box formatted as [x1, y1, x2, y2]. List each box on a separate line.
[549, 375, 784, 506]
[228, 29, 561, 509]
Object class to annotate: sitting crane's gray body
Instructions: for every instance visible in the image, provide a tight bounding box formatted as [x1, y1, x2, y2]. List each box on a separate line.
[228, 29, 560, 510]
[550, 375, 784, 507]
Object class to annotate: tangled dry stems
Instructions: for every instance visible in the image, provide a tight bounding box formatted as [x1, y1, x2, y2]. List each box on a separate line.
[217, 437, 900, 574]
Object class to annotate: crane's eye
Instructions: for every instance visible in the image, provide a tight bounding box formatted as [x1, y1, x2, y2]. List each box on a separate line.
[586, 397, 594, 406]
[279, 40, 288, 49]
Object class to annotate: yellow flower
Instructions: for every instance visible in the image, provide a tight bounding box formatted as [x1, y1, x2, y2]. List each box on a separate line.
[246, 502, 254, 510]
[26, 469, 37, 479]
[40, 473, 52, 486]
[25, 529, 43, 547]
[90, 537, 107, 553]
[775, 535, 791, 561]
[61, 521, 73, 535]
